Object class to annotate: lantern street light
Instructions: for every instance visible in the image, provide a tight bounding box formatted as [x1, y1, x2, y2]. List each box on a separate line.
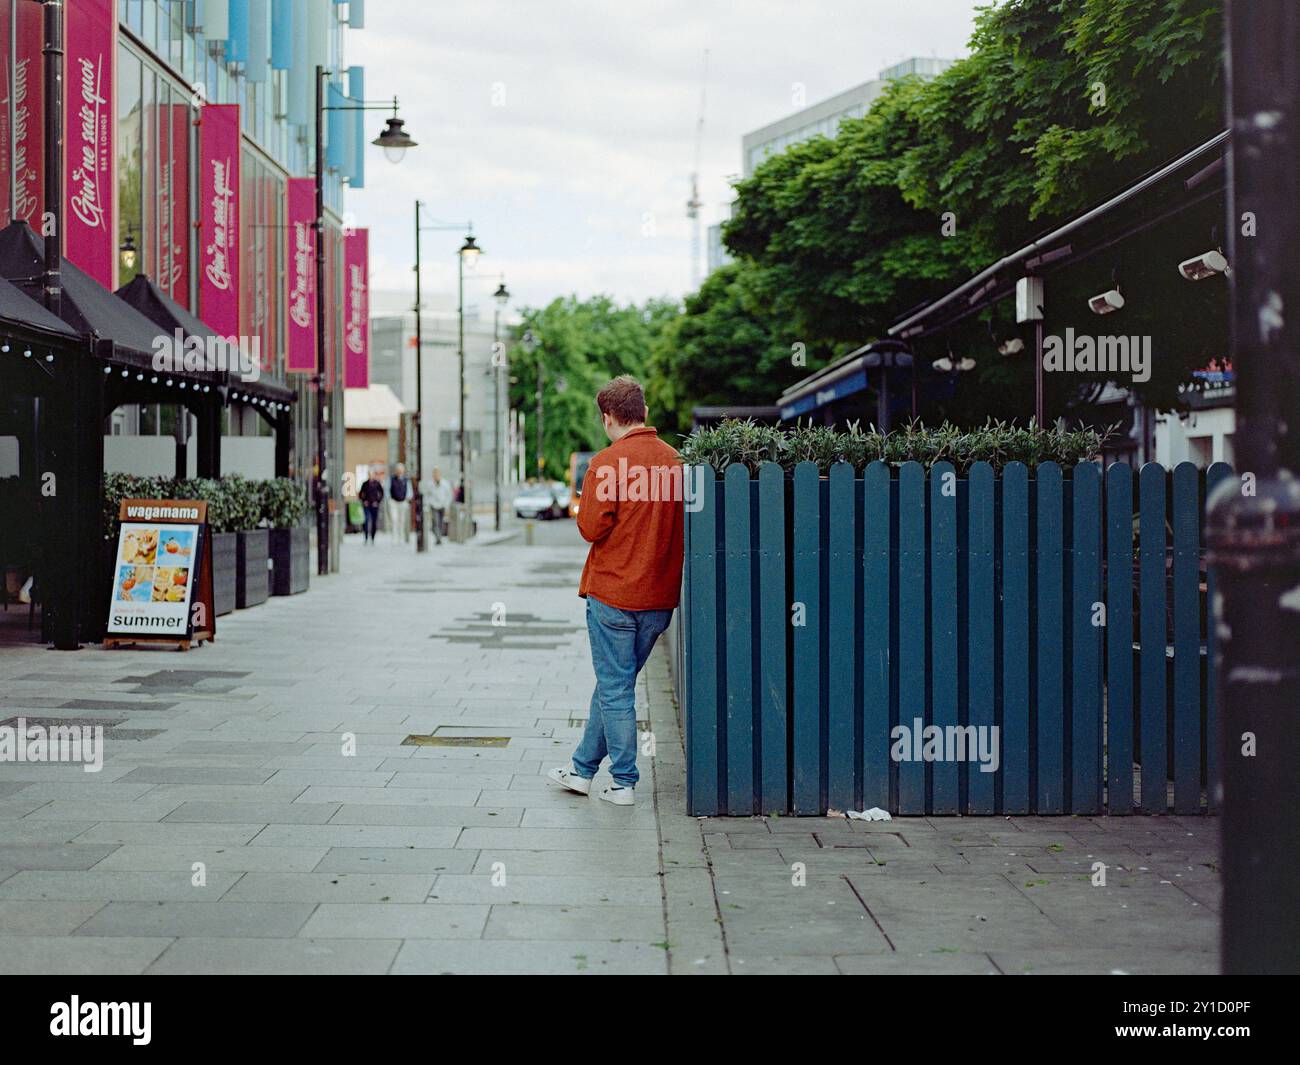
[492, 280, 510, 531]
[314, 71, 416, 576]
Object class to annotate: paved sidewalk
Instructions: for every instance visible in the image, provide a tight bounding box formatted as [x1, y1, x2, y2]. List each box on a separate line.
[0, 524, 1220, 974]
[644, 654, 1220, 975]
[0, 528, 675, 974]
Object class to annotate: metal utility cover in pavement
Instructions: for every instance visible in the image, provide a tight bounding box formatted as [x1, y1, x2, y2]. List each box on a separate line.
[401, 735, 511, 747]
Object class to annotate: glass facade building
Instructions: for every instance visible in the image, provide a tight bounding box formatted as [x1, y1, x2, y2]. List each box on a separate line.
[0, 0, 367, 488]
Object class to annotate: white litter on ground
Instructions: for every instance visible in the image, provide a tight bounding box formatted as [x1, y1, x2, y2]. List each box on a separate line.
[846, 807, 892, 822]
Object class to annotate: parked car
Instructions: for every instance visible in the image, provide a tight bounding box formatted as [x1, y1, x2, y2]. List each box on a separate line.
[553, 482, 572, 515]
[513, 481, 565, 520]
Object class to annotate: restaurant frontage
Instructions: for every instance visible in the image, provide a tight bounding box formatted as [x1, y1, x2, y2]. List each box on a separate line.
[0, 1, 373, 647]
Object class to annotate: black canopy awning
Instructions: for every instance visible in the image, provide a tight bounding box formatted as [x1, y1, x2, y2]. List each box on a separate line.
[0, 272, 81, 342]
[0, 223, 222, 383]
[115, 272, 295, 407]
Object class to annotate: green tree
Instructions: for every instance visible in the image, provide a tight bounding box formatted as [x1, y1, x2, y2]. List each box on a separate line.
[507, 295, 677, 476]
[722, 0, 1225, 419]
[645, 261, 810, 443]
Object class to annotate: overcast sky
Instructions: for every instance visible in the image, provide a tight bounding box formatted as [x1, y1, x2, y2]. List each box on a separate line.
[346, 1, 982, 317]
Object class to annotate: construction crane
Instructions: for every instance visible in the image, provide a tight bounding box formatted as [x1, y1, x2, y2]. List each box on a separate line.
[686, 49, 709, 289]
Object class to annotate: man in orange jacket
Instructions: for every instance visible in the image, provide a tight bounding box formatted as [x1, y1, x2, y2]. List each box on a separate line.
[548, 376, 684, 806]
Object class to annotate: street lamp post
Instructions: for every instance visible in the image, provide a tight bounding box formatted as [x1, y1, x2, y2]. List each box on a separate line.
[313, 71, 416, 576]
[410, 220, 482, 547]
[492, 280, 510, 531]
[457, 234, 481, 510]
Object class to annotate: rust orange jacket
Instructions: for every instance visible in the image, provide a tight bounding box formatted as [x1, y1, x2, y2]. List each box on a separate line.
[576, 426, 685, 611]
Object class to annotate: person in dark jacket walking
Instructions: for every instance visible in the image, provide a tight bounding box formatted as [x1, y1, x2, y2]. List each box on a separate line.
[388, 463, 412, 542]
[358, 464, 384, 543]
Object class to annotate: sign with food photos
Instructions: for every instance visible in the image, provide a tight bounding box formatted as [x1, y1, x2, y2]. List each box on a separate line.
[105, 500, 215, 649]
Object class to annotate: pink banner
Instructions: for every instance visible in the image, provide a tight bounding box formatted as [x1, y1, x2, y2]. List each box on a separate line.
[0, 1, 45, 228]
[343, 228, 370, 389]
[285, 177, 316, 372]
[160, 104, 191, 304]
[198, 104, 240, 338]
[64, 0, 115, 287]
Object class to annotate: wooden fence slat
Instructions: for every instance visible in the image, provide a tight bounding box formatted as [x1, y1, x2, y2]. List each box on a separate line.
[723, 464, 754, 814]
[756, 463, 788, 816]
[827, 464, 857, 811]
[685, 465, 719, 816]
[1105, 464, 1135, 815]
[966, 462, 996, 814]
[1002, 462, 1031, 814]
[791, 461, 822, 814]
[1204, 461, 1234, 814]
[930, 462, 959, 813]
[1071, 462, 1103, 814]
[1172, 462, 1202, 815]
[1138, 462, 1169, 813]
[862, 461, 892, 810]
[897, 462, 927, 814]
[1036, 462, 1066, 814]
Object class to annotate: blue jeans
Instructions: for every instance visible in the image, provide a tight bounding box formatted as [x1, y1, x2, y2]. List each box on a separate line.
[572, 596, 673, 788]
[362, 505, 380, 541]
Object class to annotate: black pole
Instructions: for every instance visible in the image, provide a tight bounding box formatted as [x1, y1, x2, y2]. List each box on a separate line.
[413, 201, 426, 551]
[457, 244, 467, 505]
[41, 0, 61, 315]
[535, 345, 543, 479]
[1209, 0, 1300, 975]
[493, 304, 501, 532]
[313, 66, 329, 576]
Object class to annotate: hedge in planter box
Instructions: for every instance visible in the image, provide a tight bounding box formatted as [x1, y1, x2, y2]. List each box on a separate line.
[262, 479, 311, 596]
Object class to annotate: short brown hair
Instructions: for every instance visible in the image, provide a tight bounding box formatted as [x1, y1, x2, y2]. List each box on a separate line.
[596, 375, 647, 426]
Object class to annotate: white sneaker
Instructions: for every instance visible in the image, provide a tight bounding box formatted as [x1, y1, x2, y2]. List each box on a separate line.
[547, 766, 591, 795]
[597, 783, 635, 806]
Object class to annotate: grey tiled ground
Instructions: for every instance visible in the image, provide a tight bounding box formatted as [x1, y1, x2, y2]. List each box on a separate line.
[0, 521, 1221, 974]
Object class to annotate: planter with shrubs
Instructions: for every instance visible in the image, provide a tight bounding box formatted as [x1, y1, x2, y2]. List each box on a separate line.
[102, 472, 310, 618]
[261, 479, 311, 597]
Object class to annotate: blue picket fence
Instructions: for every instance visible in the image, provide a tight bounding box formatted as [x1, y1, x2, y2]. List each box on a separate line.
[680, 460, 1233, 817]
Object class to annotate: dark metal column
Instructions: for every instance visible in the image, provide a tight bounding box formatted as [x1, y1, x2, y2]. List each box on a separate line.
[1209, 0, 1300, 975]
[313, 66, 329, 576]
[413, 200, 426, 551]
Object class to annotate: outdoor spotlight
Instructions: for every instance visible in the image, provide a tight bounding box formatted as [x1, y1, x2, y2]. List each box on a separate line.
[997, 337, 1024, 356]
[1088, 287, 1125, 314]
[1, 343, 8, 352]
[121, 369, 129, 376]
[957, 357, 976, 372]
[1178, 249, 1229, 281]
[24, 350, 32, 358]
[104, 366, 112, 374]
[932, 356, 953, 372]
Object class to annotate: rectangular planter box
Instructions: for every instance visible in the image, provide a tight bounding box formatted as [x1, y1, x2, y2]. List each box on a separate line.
[211, 532, 237, 617]
[269, 525, 310, 596]
[235, 529, 270, 610]
[680, 459, 1230, 819]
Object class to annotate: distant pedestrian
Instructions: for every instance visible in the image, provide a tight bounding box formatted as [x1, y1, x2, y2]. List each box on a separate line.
[358, 464, 384, 543]
[549, 375, 684, 806]
[423, 467, 453, 545]
[388, 463, 412, 542]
